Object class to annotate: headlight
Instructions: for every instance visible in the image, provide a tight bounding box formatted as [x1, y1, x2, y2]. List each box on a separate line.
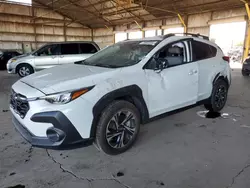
[10, 59, 17, 63]
[38, 87, 94, 104]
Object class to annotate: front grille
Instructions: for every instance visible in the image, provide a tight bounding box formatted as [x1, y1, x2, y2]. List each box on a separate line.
[10, 90, 30, 119]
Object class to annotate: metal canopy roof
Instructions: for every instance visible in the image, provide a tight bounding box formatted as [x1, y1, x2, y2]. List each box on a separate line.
[33, 0, 246, 28]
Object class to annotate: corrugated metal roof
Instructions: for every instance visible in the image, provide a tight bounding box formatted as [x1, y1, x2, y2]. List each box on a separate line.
[33, 0, 245, 28]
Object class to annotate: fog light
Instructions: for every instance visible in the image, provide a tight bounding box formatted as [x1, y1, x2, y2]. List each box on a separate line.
[46, 128, 65, 142]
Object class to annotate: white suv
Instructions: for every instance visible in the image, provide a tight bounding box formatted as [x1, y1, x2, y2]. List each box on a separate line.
[10, 34, 231, 155]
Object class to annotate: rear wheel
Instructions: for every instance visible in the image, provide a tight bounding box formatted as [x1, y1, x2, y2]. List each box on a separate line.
[204, 79, 228, 112]
[95, 100, 140, 155]
[17, 64, 34, 77]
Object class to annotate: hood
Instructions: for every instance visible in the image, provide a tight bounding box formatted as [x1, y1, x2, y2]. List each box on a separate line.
[10, 53, 32, 62]
[20, 64, 119, 94]
[15, 53, 31, 59]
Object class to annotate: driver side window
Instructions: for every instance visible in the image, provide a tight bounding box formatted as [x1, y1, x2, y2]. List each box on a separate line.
[36, 44, 60, 56]
[145, 40, 190, 70]
[158, 42, 186, 67]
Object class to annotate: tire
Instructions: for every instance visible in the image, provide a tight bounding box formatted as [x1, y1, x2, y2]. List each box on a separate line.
[95, 100, 141, 155]
[242, 70, 249, 76]
[17, 64, 34, 77]
[204, 79, 228, 112]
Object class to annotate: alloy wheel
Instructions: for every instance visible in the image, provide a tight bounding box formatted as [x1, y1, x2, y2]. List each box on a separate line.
[214, 85, 227, 109]
[106, 110, 136, 149]
[19, 67, 30, 77]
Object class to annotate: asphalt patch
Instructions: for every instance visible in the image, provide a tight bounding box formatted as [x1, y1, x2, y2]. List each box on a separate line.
[6, 185, 25, 188]
[9, 172, 16, 176]
[197, 110, 222, 119]
[205, 111, 221, 119]
[155, 181, 165, 186]
[116, 171, 124, 177]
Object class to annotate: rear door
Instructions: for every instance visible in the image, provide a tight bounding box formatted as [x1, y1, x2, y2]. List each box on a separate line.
[34, 44, 60, 70]
[192, 40, 218, 101]
[59, 43, 82, 65]
[79, 43, 98, 60]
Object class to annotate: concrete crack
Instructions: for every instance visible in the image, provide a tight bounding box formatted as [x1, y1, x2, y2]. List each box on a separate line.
[46, 149, 131, 188]
[226, 164, 250, 188]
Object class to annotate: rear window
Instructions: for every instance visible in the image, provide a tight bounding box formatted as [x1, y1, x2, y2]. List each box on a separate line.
[192, 40, 217, 61]
[61, 43, 79, 55]
[79, 43, 97, 54]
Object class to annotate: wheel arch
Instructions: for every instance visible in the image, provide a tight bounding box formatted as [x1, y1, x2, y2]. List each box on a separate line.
[90, 85, 149, 138]
[16, 63, 34, 73]
[212, 73, 230, 87]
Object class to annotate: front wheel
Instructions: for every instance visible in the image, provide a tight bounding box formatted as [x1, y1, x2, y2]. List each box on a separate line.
[204, 79, 228, 112]
[17, 64, 34, 77]
[95, 100, 140, 155]
[242, 70, 249, 76]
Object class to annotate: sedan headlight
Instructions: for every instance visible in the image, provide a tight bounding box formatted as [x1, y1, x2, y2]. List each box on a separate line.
[10, 59, 17, 63]
[38, 87, 94, 104]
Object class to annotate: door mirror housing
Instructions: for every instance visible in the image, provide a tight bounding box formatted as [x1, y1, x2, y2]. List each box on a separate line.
[154, 57, 168, 72]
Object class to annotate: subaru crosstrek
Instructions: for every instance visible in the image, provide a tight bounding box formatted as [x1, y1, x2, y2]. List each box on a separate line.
[10, 33, 231, 155]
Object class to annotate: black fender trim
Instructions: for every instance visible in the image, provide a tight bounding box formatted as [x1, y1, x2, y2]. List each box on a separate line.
[212, 73, 230, 87]
[26, 111, 88, 148]
[90, 85, 149, 138]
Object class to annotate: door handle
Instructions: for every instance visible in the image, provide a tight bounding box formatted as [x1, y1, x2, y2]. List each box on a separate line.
[189, 70, 198, 75]
[189, 71, 193, 75]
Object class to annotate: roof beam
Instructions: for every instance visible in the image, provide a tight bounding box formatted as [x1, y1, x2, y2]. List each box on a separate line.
[66, 0, 113, 25]
[110, 0, 143, 21]
[78, 0, 111, 9]
[144, 0, 228, 14]
[86, 0, 113, 23]
[32, 0, 91, 28]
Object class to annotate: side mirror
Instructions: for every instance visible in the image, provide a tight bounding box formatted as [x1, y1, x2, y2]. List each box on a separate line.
[154, 58, 168, 72]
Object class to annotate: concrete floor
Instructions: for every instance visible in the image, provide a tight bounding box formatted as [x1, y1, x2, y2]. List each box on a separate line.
[1, 69, 250, 188]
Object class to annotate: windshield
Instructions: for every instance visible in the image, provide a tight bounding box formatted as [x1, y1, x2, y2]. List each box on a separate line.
[82, 40, 159, 68]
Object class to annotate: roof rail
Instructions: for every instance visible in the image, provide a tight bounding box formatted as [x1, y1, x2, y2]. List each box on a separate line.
[163, 33, 209, 40]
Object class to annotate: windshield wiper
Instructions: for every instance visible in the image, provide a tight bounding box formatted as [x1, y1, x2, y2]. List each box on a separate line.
[93, 64, 117, 68]
[74, 60, 85, 64]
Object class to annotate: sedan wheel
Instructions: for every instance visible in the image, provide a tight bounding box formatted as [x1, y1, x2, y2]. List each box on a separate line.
[17, 65, 34, 77]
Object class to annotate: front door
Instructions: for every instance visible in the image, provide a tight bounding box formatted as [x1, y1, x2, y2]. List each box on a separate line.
[34, 44, 60, 70]
[144, 39, 199, 117]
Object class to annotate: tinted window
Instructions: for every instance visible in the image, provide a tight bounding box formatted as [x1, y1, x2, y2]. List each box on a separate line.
[61, 43, 79, 55]
[79, 43, 97, 53]
[36, 44, 60, 56]
[192, 40, 217, 61]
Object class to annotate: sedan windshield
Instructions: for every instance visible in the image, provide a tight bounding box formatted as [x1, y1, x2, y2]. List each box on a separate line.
[82, 40, 159, 68]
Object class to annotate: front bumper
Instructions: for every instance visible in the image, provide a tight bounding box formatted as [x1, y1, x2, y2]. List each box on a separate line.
[12, 111, 92, 149]
[6, 63, 16, 74]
